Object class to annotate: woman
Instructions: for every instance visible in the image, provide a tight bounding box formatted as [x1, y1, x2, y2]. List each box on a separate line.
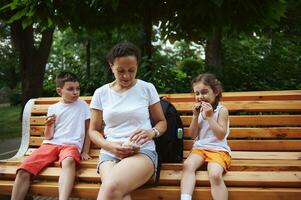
[89, 42, 167, 200]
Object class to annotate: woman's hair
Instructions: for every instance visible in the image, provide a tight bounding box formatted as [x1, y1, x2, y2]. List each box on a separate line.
[55, 71, 79, 88]
[107, 42, 141, 66]
[191, 73, 223, 104]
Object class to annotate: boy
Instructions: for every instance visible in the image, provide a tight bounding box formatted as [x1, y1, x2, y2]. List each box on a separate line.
[11, 72, 91, 200]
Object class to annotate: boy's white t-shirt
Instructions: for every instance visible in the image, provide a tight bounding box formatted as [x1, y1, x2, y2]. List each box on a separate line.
[43, 99, 91, 153]
[90, 79, 160, 158]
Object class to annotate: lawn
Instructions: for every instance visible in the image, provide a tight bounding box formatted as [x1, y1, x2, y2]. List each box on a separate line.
[0, 104, 22, 139]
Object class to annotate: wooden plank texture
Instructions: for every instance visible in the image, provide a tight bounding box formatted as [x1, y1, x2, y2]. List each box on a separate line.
[29, 125, 301, 139]
[1, 180, 300, 200]
[31, 100, 301, 114]
[1, 166, 300, 187]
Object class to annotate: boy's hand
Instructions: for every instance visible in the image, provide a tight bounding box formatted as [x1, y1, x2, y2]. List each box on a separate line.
[44, 114, 56, 140]
[109, 142, 134, 158]
[81, 152, 92, 160]
[45, 114, 56, 125]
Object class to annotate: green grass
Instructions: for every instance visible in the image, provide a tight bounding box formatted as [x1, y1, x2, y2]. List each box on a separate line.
[0, 104, 22, 139]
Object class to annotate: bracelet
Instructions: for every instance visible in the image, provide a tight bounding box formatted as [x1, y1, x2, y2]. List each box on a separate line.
[152, 127, 161, 138]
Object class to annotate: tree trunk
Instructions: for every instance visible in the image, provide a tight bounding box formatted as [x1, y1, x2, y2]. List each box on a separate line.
[11, 21, 54, 116]
[205, 26, 223, 77]
[143, 9, 153, 66]
[86, 39, 91, 76]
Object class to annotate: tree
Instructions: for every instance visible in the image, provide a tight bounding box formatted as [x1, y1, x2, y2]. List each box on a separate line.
[0, 0, 116, 110]
[159, 0, 286, 77]
[0, 0, 57, 110]
[0, 22, 19, 90]
[0, 0, 170, 109]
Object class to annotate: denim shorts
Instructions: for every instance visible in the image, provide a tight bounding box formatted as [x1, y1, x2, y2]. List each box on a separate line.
[97, 149, 158, 180]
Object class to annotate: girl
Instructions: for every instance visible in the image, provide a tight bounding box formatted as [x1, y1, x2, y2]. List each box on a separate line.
[89, 42, 167, 200]
[180, 73, 231, 200]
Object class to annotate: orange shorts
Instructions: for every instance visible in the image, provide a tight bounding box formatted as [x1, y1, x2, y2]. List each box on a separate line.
[17, 143, 80, 176]
[191, 148, 231, 171]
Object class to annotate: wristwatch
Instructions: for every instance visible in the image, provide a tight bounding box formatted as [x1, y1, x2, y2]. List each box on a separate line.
[152, 127, 160, 138]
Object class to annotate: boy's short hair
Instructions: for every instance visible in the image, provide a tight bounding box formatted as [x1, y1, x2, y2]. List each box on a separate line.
[55, 71, 79, 88]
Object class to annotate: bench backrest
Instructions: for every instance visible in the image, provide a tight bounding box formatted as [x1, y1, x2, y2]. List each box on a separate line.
[25, 90, 301, 160]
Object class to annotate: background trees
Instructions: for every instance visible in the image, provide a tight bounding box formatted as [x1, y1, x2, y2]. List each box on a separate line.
[0, 0, 300, 109]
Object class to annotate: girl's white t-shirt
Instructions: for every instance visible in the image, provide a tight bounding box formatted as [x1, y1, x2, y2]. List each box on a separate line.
[193, 103, 231, 154]
[90, 79, 160, 158]
[43, 99, 91, 153]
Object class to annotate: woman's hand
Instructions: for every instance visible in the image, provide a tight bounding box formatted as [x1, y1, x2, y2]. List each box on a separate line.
[129, 129, 155, 146]
[109, 142, 135, 158]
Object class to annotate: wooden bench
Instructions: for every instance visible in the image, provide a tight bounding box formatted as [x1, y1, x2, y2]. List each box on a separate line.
[1, 90, 301, 199]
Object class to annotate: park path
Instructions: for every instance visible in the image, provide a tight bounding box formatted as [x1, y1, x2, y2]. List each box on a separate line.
[0, 137, 21, 160]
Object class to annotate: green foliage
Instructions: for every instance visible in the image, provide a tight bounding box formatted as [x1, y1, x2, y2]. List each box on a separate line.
[9, 84, 21, 106]
[1, 0, 300, 100]
[0, 23, 20, 90]
[178, 58, 204, 80]
[1, 0, 56, 31]
[138, 54, 190, 93]
[160, 0, 286, 41]
[43, 25, 146, 96]
[222, 33, 301, 91]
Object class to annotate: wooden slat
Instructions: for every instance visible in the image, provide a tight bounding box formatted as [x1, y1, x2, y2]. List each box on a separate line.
[230, 115, 301, 126]
[1, 180, 300, 200]
[180, 115, 301, 126]
[183, 151, 301, 160]
[32, 115, 301, 127]
[24, 148, 301, 160]
[1, 166, 300, 187]
[29, 126, 301, 138]
[159, 170, 301, 187]
[34, 96, 91, 105]
[2, 158, 301, 171]
[161, 90, 301, 102]
[31, 100, 301, 114]
[33, 90, 301, 105]
[29, 137, 301, 150]
[183, 140, 301, 151]
[228, 127, 301, 138]
[173, 101, 301, 112]
[160, 160, 301, 171]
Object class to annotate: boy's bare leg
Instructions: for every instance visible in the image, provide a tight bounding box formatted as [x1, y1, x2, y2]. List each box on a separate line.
[59, 157, 76, 200]
[11, 169, 31, 200]
[181, 153, 204, 196]
[207, 162, 228, 200]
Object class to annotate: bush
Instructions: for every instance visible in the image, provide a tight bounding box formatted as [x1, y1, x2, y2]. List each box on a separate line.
[9, 86, 21, 106]
[178, 58, 205, 80]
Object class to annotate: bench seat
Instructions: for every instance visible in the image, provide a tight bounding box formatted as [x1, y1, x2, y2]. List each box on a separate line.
[0, 90, 301, 199]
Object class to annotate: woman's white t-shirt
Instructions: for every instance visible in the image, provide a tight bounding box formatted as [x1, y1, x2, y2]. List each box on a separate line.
[43, 99, 91, 153]
[90, 79, 160, 158]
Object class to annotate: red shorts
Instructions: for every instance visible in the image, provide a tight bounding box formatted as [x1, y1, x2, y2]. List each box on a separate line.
[17, 143, 80, 176]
